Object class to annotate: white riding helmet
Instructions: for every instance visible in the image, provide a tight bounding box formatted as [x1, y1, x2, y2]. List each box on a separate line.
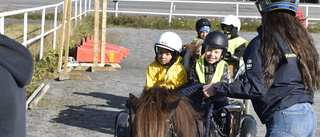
[154, 32, 182, 53]
[221, 15, 241, 32]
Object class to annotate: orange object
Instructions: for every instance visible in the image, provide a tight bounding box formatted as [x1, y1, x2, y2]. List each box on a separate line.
[81, 42, 125, 59]
[75, 44, 122, 63]
[82, 36, 130, 58]
[296, 6, 306, 28]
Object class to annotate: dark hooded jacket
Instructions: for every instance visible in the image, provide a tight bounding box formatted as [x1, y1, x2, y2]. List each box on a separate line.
[0, 34, 34, 137]
[212, 26, 313, 124]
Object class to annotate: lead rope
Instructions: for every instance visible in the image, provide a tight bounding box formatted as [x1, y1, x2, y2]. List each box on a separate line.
[205, 99, 214, 137]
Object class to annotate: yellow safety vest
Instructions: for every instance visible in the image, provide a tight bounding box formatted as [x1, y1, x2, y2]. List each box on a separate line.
[195, 57, 228, 84]
[227, 37, 248, 76]
[227, 37, 249, 55]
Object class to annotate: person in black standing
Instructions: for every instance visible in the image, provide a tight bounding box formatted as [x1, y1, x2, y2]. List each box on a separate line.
[203, 0, 319, 136]
[0, 34, 34, 137]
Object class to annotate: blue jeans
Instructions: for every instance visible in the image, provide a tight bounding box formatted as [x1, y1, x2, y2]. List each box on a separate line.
[265, 103, 316, 137]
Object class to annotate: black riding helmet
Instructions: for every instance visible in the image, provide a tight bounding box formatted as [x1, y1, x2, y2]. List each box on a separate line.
[201, 30, 228, 59]
[196, 18, 211, 37]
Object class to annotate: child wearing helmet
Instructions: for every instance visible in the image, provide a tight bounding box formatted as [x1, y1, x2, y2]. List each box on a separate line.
[189, 30, 231, 84]
[204, 0, 319, 136]
[220, 15, 249, 80]
[181, 18, 211, 75]
[188, 31, 232, 109]
[195, 18, 211, 40]
[145, 32, 188, 90]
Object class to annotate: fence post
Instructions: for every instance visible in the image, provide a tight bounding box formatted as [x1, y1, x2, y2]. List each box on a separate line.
[40, 9, 46, 60]
[169, 2, 173, 24]
[63, 0, 73, 74]
[101, 0, 108, 65]
[89, 0, 91, 12]
[57, 0, 69, 73]
[53, 6, 58, 50]
[113, 0, 118, 17]
[75, 0, 78, 27]
[80, 0, 82, 20]
[23, 12, 28, 47]
[85, 0, 87, 16]
[93, 0, 100, 67]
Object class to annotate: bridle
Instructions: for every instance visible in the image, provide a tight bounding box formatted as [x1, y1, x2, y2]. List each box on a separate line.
[167, 119, 178, 137]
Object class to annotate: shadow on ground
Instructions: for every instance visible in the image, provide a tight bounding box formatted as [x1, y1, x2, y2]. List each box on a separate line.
[51, 92, 129, 135]
[74, 92, 128, 110]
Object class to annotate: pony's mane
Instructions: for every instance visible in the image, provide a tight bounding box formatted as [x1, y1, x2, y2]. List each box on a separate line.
[130, 87, 202, 137]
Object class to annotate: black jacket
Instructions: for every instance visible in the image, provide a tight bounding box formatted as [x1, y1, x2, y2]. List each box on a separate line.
[0, 34, 34, 137]
[212, 26, 313, 124]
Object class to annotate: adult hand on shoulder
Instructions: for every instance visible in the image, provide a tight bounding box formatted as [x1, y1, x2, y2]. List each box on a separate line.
[203, 83, 215, 98]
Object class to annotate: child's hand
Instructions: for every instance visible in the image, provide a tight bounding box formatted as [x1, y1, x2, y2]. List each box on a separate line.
[203, 83, 215, 98]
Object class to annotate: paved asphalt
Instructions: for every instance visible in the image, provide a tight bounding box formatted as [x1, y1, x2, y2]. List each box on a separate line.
[24, 27, 320, 137]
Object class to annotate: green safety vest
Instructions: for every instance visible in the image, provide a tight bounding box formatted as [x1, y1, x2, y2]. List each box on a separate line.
[227, 37, 248, 73]
[195, 58, 228, 84]
[227, 37, 248, 55]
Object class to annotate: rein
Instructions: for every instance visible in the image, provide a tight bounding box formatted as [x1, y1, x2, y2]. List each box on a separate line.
[167, 119, 178, 137]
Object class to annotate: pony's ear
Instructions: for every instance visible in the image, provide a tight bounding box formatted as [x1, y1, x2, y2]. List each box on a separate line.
[126, 93, 138, 108]
[164, 98, 182, 117]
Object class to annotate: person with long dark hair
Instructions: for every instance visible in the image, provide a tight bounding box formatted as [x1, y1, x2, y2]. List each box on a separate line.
[202, 0, 319, 136]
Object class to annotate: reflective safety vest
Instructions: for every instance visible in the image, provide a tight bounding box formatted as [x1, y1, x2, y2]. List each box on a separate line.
[227, 37, 248, 75]
[227, 37, 248, 55]
[195, 58, 228, 84]
[194, 36, 199, 40]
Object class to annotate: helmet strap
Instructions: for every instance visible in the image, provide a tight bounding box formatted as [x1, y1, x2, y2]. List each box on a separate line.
[154, 46, 158, 56]
[169, 51, 179, 65]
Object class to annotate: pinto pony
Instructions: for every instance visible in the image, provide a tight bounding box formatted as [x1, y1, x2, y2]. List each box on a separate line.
[127, 87, 204, 137]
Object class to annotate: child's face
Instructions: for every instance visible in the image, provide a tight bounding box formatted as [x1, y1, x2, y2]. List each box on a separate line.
[223, 29, 232, 39]
[157, 47, 172, 66]
[199, 31, 209, 39]
[204, 46, 222, 64]
[222, 25, 233, 39]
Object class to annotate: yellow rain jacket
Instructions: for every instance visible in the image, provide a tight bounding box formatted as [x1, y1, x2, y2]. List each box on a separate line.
[145, 56, 187, 90]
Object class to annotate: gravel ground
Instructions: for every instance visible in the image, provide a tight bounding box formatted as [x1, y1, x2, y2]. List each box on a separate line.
[26, 27, 320, 137]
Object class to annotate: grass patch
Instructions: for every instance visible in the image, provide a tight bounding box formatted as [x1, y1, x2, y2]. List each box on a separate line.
[6, 12, 62, 21]
[2, 13, 319, 96]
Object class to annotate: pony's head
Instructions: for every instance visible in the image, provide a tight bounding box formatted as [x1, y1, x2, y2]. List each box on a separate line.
[127, 87, 203, 137]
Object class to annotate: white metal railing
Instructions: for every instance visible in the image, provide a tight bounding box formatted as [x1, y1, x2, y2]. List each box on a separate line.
[111, 0, 320, 27]
[0, 0, 91, 60]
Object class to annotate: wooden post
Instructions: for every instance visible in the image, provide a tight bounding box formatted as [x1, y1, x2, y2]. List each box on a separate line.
[63, 0, 73, 74]
[101, 0, 108, 65]
[89, 0, 117, 72]
[57, 0, 68, 73]
[28, 84, 51, 110]
[93, 0, 100, 68]
[26, 83, 45, 110]
[53, 0, 91, 80]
